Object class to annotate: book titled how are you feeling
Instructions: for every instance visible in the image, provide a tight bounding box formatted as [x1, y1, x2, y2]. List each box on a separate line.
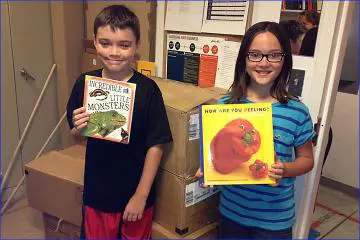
[81, 75, 136, 144]
[200, 103, 275, 185]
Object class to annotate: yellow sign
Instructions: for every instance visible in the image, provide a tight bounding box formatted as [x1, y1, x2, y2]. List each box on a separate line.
[137, 60, 155, 77]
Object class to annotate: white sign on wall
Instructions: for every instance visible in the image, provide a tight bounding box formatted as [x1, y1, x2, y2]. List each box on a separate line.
[165, 0, 249, 36]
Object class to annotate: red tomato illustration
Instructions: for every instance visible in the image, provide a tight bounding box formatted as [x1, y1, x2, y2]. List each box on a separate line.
[249, 160, 269, 178]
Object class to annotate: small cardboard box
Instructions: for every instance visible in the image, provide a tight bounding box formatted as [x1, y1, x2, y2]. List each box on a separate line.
[43, 212, 81, 238]
[154, 169, 219, 236]
[81, 39, 102, 73]
[152, 78, 223, 177]
[152, 221, 218, 239]
[25, 145, 85, 226]
[82, 51, 103, 73]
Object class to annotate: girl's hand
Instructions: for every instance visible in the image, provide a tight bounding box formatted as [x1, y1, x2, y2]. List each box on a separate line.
[72, 107, 89, 131]
[123, 193, 147, 222]
[269, 156, 286, 185]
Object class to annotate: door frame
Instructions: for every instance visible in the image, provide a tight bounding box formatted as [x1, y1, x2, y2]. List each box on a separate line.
[294, 1, 356, 237]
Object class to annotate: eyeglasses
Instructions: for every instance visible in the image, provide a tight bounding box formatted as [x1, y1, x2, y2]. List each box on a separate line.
[247, 52, 285, 63]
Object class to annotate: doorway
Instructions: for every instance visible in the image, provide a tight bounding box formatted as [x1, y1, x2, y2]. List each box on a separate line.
[1, 1, 60, 201]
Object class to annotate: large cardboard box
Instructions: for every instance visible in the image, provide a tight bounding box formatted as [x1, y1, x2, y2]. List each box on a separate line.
[154, 169, 219, 236]
[58, 143, 86, 159]
[152, 78, 223, 177]
[25, 145, 86, 226]
[152, 221, 218, 239]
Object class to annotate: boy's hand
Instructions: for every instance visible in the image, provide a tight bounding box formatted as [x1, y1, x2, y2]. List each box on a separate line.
[195, 168, 203, 179]
[194, 168, 213, 189]
[268, 155, 285, 186]
[123, 193, 147, 222]
[72, 107, 89, 131]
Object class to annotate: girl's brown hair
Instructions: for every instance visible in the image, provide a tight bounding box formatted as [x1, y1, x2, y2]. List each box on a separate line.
[228, 21, 293, 104]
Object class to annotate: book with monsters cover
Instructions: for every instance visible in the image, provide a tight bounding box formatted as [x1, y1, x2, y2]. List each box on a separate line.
[200, 103, 275, 185]
[81, 75, 136, 144]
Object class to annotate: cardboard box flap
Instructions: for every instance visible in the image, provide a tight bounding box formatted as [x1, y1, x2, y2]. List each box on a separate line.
[58, 144, 86, 160]
[152, 221, 218, 239]
[25, 151, 84, 185]
[153, 78, 220, 112]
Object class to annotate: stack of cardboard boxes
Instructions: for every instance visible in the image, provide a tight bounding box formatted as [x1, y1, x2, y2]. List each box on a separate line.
[152, 78, 222, 237]
[25, 52, 225, 238]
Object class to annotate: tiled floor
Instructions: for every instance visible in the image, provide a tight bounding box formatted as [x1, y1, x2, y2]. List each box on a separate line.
[1, 184, 358, 239]
[1, 196, 44, 238]
[311, 184, 359, 239]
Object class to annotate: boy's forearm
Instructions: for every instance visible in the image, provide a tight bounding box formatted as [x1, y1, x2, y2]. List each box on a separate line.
[70, 127, 87, 142]
[135, 144, 164, 198]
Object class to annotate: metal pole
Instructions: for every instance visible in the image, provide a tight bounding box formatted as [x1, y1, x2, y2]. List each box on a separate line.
[1, 111, 66, 215]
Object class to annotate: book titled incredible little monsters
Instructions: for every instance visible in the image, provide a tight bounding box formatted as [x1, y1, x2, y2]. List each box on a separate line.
[200, 103, 275, 185]
[81, 75, 136, 144]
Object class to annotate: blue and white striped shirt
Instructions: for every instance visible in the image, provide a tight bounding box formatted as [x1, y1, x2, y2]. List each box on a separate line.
[217, 96, 315, 230]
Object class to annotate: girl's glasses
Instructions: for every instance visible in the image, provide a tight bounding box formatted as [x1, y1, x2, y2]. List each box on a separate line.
[247, 52, 285, 63]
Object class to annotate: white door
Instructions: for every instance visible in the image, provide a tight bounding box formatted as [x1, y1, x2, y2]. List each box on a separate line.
[1, 1, 60, 200]
[294, 1, 355, 237]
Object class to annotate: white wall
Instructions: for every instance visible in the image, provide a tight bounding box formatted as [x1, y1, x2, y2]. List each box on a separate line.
[251, 1, 281, 24]
[322, 91, 359, 188]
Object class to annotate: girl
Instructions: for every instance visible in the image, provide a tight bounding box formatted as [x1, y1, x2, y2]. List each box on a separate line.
[199, 21, 315, 239]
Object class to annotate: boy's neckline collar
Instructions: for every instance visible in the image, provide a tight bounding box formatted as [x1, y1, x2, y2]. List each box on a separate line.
[101, 68, 134, 82]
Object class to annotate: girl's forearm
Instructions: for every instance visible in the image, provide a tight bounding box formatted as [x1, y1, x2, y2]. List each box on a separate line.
[283, 156, 314, 177]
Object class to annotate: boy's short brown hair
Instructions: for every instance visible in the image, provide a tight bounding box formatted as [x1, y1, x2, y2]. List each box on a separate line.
[93, 5, 140, 42]
[299, 10, 320, 26]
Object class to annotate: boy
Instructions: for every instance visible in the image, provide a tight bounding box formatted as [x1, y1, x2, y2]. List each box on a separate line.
[279, 20, 305, 55]
[66, 5, 173, 239]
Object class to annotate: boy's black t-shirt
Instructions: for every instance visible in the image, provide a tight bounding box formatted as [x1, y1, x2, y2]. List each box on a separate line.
[299, 27, 318, 57]
[66, 69, 173, 213]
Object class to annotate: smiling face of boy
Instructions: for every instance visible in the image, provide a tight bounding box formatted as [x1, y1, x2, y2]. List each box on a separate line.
[94, 25, 139, 79]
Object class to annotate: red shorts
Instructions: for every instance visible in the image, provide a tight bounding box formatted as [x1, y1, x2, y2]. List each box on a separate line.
[82, 205, 154, 239]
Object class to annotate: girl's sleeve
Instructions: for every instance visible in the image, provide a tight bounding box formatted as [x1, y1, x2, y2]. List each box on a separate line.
[144, 84, 173, 149]
[294, 105, 316, 147]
